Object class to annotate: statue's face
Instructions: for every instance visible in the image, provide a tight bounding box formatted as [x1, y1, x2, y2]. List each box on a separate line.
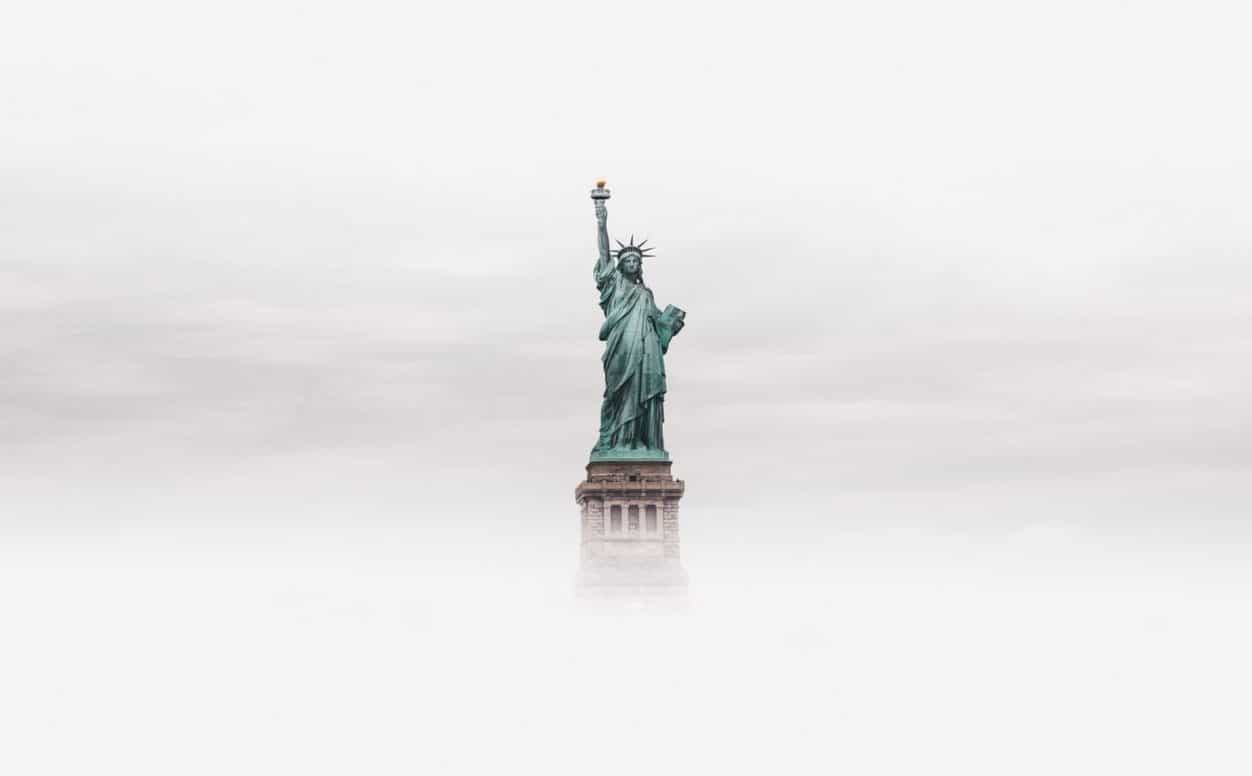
[620, 254, 640, 278]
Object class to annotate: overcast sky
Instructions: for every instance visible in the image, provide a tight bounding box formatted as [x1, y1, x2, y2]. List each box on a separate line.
[3, 0, 1250, 540]
[5, 5, 1252, 774]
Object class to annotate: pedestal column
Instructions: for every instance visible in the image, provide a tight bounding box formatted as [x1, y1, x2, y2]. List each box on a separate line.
[574, 459, 688, 599]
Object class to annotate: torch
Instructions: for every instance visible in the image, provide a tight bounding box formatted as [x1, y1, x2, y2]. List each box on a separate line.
[590, 178, 610, 205]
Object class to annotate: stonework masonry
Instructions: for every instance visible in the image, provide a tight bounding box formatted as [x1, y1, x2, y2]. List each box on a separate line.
[574, 460, 688, 597]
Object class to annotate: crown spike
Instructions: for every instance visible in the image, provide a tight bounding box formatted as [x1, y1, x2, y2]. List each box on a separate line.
[630, 234, 635, 246]
[615, 239, 625, 249]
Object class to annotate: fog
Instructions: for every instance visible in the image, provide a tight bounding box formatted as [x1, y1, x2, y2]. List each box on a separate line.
[3, 0, 1251, 773]
[4, 531, 1247, 774]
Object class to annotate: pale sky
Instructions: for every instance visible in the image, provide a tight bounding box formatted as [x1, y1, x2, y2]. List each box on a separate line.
[4, 5, 1252, 775]
[3, 0, 1250, 532]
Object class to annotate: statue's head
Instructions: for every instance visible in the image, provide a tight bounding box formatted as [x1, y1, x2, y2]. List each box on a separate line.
[618, 251, 641, 280]
[613, 236, 654, 284]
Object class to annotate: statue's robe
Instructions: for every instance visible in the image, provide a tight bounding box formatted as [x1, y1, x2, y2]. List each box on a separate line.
[593, 261, 671, 452]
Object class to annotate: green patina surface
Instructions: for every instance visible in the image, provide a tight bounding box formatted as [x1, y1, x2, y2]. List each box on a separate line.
[589, 446, 671, 462]
[589, 185, 685, 463]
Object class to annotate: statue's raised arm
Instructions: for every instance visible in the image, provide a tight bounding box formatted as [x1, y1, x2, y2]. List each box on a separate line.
[592, 181, 614, 292]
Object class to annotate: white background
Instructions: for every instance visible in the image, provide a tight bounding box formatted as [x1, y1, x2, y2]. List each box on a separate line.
[3, 1, 1250, 773]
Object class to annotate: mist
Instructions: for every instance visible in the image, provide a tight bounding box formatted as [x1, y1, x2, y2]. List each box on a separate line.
[3, 1, 1251, 773]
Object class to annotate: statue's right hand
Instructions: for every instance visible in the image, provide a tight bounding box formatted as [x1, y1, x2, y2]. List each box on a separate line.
[594, 201, 607, 220]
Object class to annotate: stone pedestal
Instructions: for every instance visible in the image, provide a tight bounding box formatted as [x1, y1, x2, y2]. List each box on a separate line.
[574, 459, 688, 602]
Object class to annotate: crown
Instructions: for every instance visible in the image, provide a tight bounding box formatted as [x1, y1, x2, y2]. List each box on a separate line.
[611, 235, 656, 261]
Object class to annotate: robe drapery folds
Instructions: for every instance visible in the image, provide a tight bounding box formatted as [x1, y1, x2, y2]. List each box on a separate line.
[593, 258, 669, 453]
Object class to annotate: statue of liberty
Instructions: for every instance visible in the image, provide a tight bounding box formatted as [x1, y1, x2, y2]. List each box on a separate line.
[590, 181, 686, 461]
